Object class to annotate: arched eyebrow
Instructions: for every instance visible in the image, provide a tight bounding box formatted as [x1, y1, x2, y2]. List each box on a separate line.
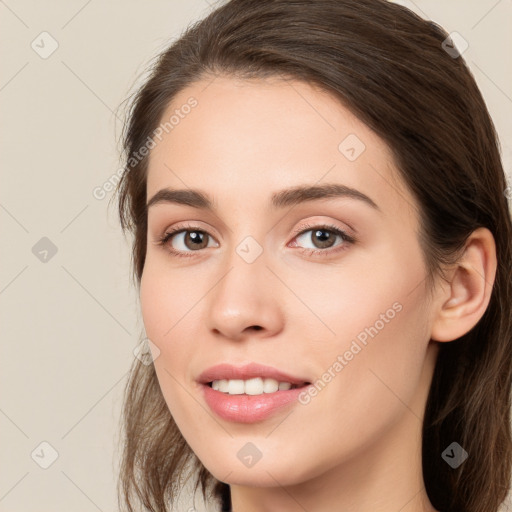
[146, 183, 380, 212]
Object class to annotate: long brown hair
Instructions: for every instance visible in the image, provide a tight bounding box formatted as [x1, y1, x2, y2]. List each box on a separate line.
[112, 1, 512, 510]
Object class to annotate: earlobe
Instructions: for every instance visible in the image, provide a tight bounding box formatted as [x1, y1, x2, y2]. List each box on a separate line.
[430, 227, 497, 343]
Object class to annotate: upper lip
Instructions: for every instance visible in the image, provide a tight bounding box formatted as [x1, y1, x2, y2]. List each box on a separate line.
[197, 362, 311, 386]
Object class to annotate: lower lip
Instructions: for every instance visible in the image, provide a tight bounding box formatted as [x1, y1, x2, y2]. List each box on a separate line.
[201, 383, 310, 423]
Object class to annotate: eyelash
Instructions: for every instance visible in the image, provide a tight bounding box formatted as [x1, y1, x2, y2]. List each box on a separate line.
[156, 222, 356, 259]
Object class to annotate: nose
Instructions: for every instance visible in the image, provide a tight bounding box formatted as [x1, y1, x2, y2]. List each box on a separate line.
[206, 247, 285, 342]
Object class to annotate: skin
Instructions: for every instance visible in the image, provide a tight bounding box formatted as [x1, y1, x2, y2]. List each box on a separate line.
[140, 75, 497, 512]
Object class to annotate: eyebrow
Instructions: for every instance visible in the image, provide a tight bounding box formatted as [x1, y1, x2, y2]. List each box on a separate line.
[146, 183, 380, 212]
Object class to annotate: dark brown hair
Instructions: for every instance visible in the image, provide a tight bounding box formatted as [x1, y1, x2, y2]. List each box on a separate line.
[112, 1, 512, 511]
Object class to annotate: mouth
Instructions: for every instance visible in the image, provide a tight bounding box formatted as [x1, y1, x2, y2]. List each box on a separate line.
[197, 362, 312, 396]
[205, 377, 311, 395]
[198, 367, 314, 423]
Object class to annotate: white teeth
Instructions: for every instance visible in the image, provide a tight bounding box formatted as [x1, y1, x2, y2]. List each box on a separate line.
[210, 377, 298, 395]
[227, 379, 245, 395]
[245, 377, 264, 395]
[262, 378, 278, 393]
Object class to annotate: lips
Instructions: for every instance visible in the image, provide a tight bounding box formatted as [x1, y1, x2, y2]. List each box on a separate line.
[197, 362, 311, 387]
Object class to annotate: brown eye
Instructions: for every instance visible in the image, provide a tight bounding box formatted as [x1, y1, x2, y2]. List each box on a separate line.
[295, 226, 349, 251]
[183, 231, 208, 250]
[310, 229, 337, 249]
[170, 230, 212, 251]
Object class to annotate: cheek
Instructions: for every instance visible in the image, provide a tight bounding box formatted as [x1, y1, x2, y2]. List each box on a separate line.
[139, 261, 205, 430]
[140, 254, 200, 342]
[315, 296, 429, 466]
[139, 259, 198, 377]
[140, 268, 171, 345]
[292, 246, 431, 428]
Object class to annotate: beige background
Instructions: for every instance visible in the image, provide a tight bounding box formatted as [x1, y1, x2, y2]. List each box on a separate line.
[1, 1, 511, 511]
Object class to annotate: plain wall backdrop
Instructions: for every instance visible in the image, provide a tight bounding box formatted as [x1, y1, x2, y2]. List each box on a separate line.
[1, 1, 511, 511]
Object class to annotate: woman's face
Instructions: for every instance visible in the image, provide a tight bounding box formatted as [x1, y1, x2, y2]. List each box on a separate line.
[141, 75, 440, 487]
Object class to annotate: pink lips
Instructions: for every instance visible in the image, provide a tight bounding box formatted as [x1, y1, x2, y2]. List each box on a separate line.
[197, 362, 312, 423]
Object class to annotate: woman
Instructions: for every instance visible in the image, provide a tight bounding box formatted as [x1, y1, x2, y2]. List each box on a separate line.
[112, 0, 512, 511]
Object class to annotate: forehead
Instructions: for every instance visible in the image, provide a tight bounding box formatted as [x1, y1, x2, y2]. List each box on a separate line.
[146, 75, 416, 219]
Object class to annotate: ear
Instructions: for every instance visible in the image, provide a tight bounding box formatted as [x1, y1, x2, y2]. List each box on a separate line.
[430, 227, 497, 342]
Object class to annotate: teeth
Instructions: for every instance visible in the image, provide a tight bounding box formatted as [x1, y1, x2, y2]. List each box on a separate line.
[262, 378, 278, 393]
[210, 377, 297, 395]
